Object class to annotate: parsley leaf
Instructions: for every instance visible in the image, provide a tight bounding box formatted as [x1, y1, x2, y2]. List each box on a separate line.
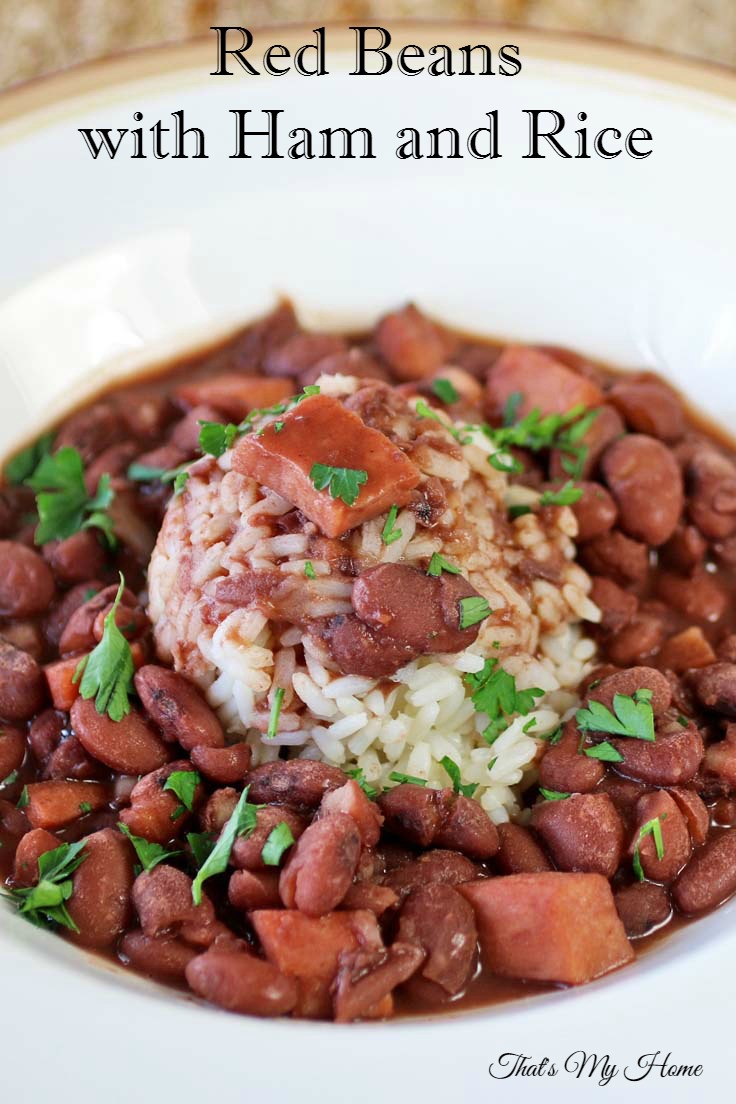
[483, 405, 599, 481]
[4, 840, 86, 931]
[388, 771, 427, 786]
[4, 431, 55, 486]
[509, 504, 533, 519]
[503, 392, 523, 426]
[191, 787, 258, 905]
[632, 815, 666, 881]
[576, 692, 655, 743]
[584, 740, 625, 762]
[118, 823, 181, 872]
[17, 786, 29, 809]
[458, 596, 492, 630]
[465, 659, 544, 745]
[304, 561, 316, 579]
[415, 399, 472, 445]
[27, 447, 116, 546]
[426, 553, 461, 577]
[199, 421, 239, 458]
[539, 480, 583, 507]
[346, 767, 378, 799]
[381, 505, 403, 546]
[431, 378, 459, 405]
[309, 464, 368, 507]
[539, 788, 571, 801]
[267, 687, 285, 739]
[73, 573, 135, 722]
[440, 756, 478, 798]
[187, 831, 216, 868]
[261, 822, 296, 866]
[488, 451, 523, 475]
[163, 770, 201, 812]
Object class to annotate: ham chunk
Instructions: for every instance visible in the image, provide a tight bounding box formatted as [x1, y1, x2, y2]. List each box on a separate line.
[459, 872, 633, 985]
[486, 346, 603, 422]
[232, 394, 420, 538]
[176, 375, 295, 422]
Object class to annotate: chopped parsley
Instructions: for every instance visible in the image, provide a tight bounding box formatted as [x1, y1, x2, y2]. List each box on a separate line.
[346, 767, 378, 799]
[78, 801, 92, 815]
[267, 687, 285, 740]
[483, 404, 599, 480]
[676, 715, 689, 727]
[309, 464, 368, 507]
[4, 431, 55, 486]
[488, 452, 523, 475]
[584, 740, 625, 762]
[503, 392, 523, 426]
[261, 822, 296, 866]
[73, 574, 135, 723]
[16, 786, 29, 810]
[127, 461, 191, 491]
[539, 480, 583, 508]
[458, 596, 492, 630]
[381, 505, 403, 546]
[26, 447, 116, 547]
[118, 823, 181, 872]
[426, 553, 461, 577]
[415, 399, 472, 445]
[198, 386, 321, 458]
[304, 561, 317, 579]
[431, 378, 459, 405]
[576, 690, 655, 743]
[539, 788, 571, 802]
[191, 787, 259, 905]
[4, 840, 86, 931]
[509, 504, 533, 520]
[163, 770, 201, 812]
[199, 421, 239, 458]
[439, 756, 478, 798]
[1, 769, 19, 789]
[187, 831, 216, 868]
[465, 659, 544, 745]
[388, 771, 428, 787]
[632, 815, 667, 881]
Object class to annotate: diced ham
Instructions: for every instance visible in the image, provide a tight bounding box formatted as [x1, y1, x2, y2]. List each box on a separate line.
[176, 375, 295, 422]
[232, 394, 420, 538]
[459, 872, 634, 985]
[486, 346, 603, 422]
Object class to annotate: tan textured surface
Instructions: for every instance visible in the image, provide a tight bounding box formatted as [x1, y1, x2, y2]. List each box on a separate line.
[0, 0, 734, 90]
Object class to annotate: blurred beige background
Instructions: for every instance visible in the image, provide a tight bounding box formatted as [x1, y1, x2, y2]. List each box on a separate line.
[1, 0, 735, 89]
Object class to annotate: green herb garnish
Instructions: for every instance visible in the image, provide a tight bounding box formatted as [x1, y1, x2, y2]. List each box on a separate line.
[267, 687, 285, 740]
[465, 659, 544, 745]
[539, 788, 571, 802]
[191, 788, 258, 905]
[304, 560, 317, 579]
[632, 815, 666, 881]
[508, 504, 533, 520]
[199, 421, 239, 458]
[346, 767, 378, 799]
[163, 770, 201, 812]
[576, 690, 655, 743]
[381, 505, 403, 546]
[488, 452, 523, 475]
[426, 553, 461, 577]
[118, 823, 181, 872]
[4, 431, 55, 486]
[73, 573, 135, 722]
[261, 822, 296, 866]
[415, 399, 472, 445]
[458, 596, 492, 630]
[16, 786, 29, 809]
[26, 447, 115, 546]
[439, 756, 478, 798]
[78, 801, 92, 814]
[388, 772, 428, 787]
[539, 480, 583, 507]
[187, 831, 216, 869]
[431, 378, 459, 405]
[309, 464, 368, 507]
[4, 840, 86, 931]
[584, 740, 625, 762]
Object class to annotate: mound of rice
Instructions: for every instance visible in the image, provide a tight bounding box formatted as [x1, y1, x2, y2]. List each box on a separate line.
[148, 373, 600, 823]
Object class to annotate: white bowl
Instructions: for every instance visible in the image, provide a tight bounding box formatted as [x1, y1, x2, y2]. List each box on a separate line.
[1, 25, 735, 1102]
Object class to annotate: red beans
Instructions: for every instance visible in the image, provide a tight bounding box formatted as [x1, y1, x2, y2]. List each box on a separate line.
[246, 760, 346, 809]
[537, 720, 604, 795]
[319, 779, 383, 848]
[228, 869, 282, 912]
[531, 794, 624, 878]
[549, 404, 625, 481]
[71, 698, 171, 775]
[589, 576, 638, 635]
[587, 666, 672, 716]
[134, 666, 225, 750]
[374, 306, 451, 382]
[601, 435, 683, 547]
[570, 482, 617, 542]
[485, 346, 603, 422]
[190, 743, 252, 784]
[0, 725, 25, 780]
[230, 806, 307, 871]
[670, 787, 710, 846]
[612, 713, 704, 786]
[580, 530, 649, 587]
[279, 812, 361, 916]
[378, 783, 441, 847]
[397, 883, 477, 995]
[42, 531, 107, 586]
[186, 948, 298, 1016]
[655, 569, 726, 624]
[13, 827, 59, 886]
[433, 794, 499, 860]
[605, 605, 670, 667]
[0, 541, 55, 617]
[119, 761, 203, 843]
[0, 640, 46, 721]
[657, 627, 716, 673]
[690, 663, 736, 717]
[673, 829, 736, 914]
[120, 932, 198, 980]
[333, 943, 425, 1022]
[383, 849, 480, 896]
[132, 864, 220, 947]
[614, 882, 671, 937]
[263, 332, 347, 379]
[67, 829, 135, 949]
[495, 822, 551, 874]
[686, 447, 736, 539]
[630, 791, 691, 883]
[608, 378, 685, 442]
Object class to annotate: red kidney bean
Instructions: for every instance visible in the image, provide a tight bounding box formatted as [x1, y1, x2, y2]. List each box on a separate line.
[718, 635, 736, 663]
[42, 531, 107, 587]
[0, 798, 28, 836]
[67, 828, 135, 948]
[669, 787, 709, 845]
[279, 813, 361, 916]
[606, 606, 670, 667]
[190, 743, 251, 784]
[397, 883, 477, 995]
[120, 931, 198, 980]
[587, 666, 672, 717]
[614, 882, 671, 937]
[673, 829, 736, 914]
[299, 347, 389, 388]
[580, 530, 649, 587]
[550, 404, 626, 480]
[13, 827, 59, 886]
[630, 791, 691, 882]
[596, 775, 646, 822]
[230, 805, 307, 872]
[44, 581, 103, 649]
[198, 787, 238, 833]
[341, 881, 399, 915]
[686, 447, 736, 539]
[612, 712, 704, 786]
[28, 709, 65, 766]
[712, 798, 736, 826]
[319, 779, 383, 848]
[601, 435, 683, 547]
[228, 869, 282, 912]
[44, 734, 104, 781]
[120, 760, 203, 843]
[608, 378, 685, 442]
[495, 822, 552, 874]
[71, 698, 171, 775]
[570, 481, 617, 542]
[690, 663, 736, 717]
[25, 780, 109, 830]
[538, 719, 604, 794]
[589, 576, 638, 635]
[378, 783, 442, 848]
[59, 583, 137, 655]
[332, 943, 425, 1022]
[132, 864, 220, 947]
[485, 345, 603, 422]
[434, 793, 500, 860]
[186, 948, 298, 1016]
[264, 332, 347, 379]
[0, 725, 25, 780]
[658, 627, 716, 673]
[656, 569, 726, 624]
[704, 729, 736, 787]
[246, 759, 346, 809]
[374, 306, 453, 382]
[169, 404, 221, 454]
[84, 441, 140, 494]
[0, 620, 44, 661]
[661, 524, 707, 573]
[92, 602, 148, 644]
[0, 640, 46, 721]
[134, 666, 225, 749]
[56, 403, 123, 462]
[532, 793, 624, 878]
[0, 541, 55, 617]
[383, 849, 480, 897]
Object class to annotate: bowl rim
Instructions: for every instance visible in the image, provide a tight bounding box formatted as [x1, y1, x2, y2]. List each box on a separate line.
[1, 18, 735, 129]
